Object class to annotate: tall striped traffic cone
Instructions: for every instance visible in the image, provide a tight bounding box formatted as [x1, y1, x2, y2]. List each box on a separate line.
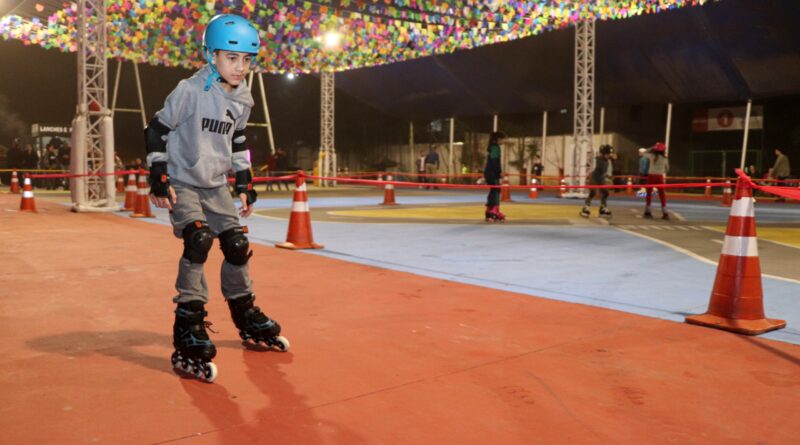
[720, 180, 732, 206]
[115, 174, 125, 192]
[376, 173, 384, 189]
[559, 177, 567, 198]
[19, 175, 37, 212]
[685, 175, 785, 335]
[528, 178, 538, 199]
[276, 172, 324, 250]
[500, 174, 512, 202]
[130, 172, 154, 218]
[381, 175, 397, 205]
[626, 176, 633, 195]
[9, 170, 20, 194]
[704, 178, 712, 198]
[122, 173, 137, 211]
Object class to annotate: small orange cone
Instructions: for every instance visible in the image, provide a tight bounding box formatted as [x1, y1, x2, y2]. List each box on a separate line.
[130, 172, 154, 218]
[528, 178, 538, 199]
[704, 178, 712, 198]
[116, 174, 125, 193]
[122, 173, 137, 211]
[276, 172, 324, 250]
[381, 175, 397, 205]
[9, 170, 20, 194]
[559, 177, 567, 198]
[626, 176, 633, 195]
[500, 174, 512, 202]
[720, 180, 732, 206]
[686, 175, 785, 335]
[19, 175, 37, 213]
[376, 173, 383, 189]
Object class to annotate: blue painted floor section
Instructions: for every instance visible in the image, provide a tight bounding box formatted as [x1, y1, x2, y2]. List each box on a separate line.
[115, 195, 800, 345]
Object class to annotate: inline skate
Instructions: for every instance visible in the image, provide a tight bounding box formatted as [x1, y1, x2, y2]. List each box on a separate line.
[485, 205, 506, 222]
[171, 301, 218, 382]
[228, 294, 290, 351]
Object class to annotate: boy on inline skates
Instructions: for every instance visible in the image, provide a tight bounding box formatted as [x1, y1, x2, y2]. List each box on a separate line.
[145, 14, 288, 382]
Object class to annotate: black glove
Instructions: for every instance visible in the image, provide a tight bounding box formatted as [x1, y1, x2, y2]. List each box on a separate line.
[148, 161, 170, 197]
[235, 169, 257, 205]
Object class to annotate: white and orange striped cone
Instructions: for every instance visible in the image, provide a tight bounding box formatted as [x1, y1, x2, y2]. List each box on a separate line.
[626, 176, 633, 195]
[381, 175, 397, 205]
[122, 173, 137, 211]
[9, 170, 20, 194]
[559, 177, 567, 198]
[704, 178, 712, 198]
[720, 180, 733, 206]
[19, 175, 37, 213]
[130, 172, 154, 218]
[376, 173, 384, 189]
[276, 172, 324, 250]
[686, 175, 785, 335]
[500, 174, 512, 202]
[115, 174, 125, 193]
[528, 178, 538, 199]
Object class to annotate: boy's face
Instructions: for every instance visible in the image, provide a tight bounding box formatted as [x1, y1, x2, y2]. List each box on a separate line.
[213, 50, 254, 87]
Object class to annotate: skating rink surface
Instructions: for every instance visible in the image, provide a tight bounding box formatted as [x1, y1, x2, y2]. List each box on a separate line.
[1, 190, 798, 444]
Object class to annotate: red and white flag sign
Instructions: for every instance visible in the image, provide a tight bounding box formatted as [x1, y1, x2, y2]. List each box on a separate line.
[692, 106, 763, 132]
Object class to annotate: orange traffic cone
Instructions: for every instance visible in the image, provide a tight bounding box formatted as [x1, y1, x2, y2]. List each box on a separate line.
[720, 180, 732, 206]
[500, 174, 512, 202]
[686, 176, 785, 335]
[528, 178, 538, 199]
[130, 172, 154, 218]
[704, 178, 712, 198]
[376, 173, 383, 189]
[626, 176, 633, 195]
[19, 175, 37, 212]
[276, 172, 324, 250]
[122, 173, 137, 211]
[9, 170, 20, 194]
[116, 174, 125, 193]
[559, 177, 566, 198]
[381, 175, 397, 205]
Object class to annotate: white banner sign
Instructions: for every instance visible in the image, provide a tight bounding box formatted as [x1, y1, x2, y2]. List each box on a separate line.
[692, 106, 763, 132]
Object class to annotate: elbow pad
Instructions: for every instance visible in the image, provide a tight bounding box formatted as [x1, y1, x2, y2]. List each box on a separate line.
[232, 128, 247, 153]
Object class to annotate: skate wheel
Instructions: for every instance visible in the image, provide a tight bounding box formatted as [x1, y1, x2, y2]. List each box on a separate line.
[202, 363, 217, 383]
[171, 352, 181, 368]
[272, 336, 290, 352]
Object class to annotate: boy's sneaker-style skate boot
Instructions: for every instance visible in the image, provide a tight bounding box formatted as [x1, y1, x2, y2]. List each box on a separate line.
[599, 206, 612, 218]
[580, 206, 591, 218]
[485, 205, 493, 222]
[172, 301, 218, 382]
[228, 294, 290, 351]
[662, 210, 670, 220]
[643, 208, 653, 219]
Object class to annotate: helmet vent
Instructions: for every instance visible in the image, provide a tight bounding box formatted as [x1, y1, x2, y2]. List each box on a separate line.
[228, 40, 238, 44]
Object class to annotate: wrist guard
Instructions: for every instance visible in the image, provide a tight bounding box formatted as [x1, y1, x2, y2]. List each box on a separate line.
[235, 169, 257, 205]
[149, 162, 170, 197]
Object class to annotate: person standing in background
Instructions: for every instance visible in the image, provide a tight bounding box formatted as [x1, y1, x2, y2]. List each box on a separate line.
[770, 148, 791, 202]
[643, 142, 670, 220]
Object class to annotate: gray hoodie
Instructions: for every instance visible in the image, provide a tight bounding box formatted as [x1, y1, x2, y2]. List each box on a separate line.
[147, 65, 254, 188]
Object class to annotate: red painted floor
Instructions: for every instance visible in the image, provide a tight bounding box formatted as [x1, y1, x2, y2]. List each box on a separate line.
[0, 194, 798, 444]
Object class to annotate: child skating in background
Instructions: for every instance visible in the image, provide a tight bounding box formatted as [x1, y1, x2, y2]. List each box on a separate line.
[145, 14, 288, 382]
[484, 131, 506, 222]
[644, 142, 670, 220]
[581, 144, 616, 218]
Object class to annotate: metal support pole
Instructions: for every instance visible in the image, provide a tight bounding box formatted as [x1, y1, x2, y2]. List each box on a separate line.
[665, 102, 673, 156]
[320, 71, 335, 186]
[567, 19, 595, 198]
[133, 62, 147, 129]
[257, 73, 275, 156]
[541, 111, 548, 175]
[409, 121, 414, 173]
[449, 118, 455, 177]
[111, 60, 121, 118]
[599, 106, 605, 144]
[740, 99, 752, 170]
[493, 114, 498, 132]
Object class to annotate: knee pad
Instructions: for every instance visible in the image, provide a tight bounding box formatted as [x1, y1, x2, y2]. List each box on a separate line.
[219, 226, 252, 266]
[182, 221, 214, 264]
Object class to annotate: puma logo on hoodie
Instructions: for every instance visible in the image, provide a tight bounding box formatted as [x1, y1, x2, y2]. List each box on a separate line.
[201, 118, 233, 135]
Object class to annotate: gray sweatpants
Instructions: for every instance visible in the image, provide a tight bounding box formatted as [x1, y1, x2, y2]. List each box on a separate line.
[169, 180, 252, 304]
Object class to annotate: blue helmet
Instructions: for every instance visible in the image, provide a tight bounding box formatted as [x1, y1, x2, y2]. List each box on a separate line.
[202, 14, 260, 90]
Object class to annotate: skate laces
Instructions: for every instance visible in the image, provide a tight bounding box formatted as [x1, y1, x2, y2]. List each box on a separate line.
[204, 320, 218, 334]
